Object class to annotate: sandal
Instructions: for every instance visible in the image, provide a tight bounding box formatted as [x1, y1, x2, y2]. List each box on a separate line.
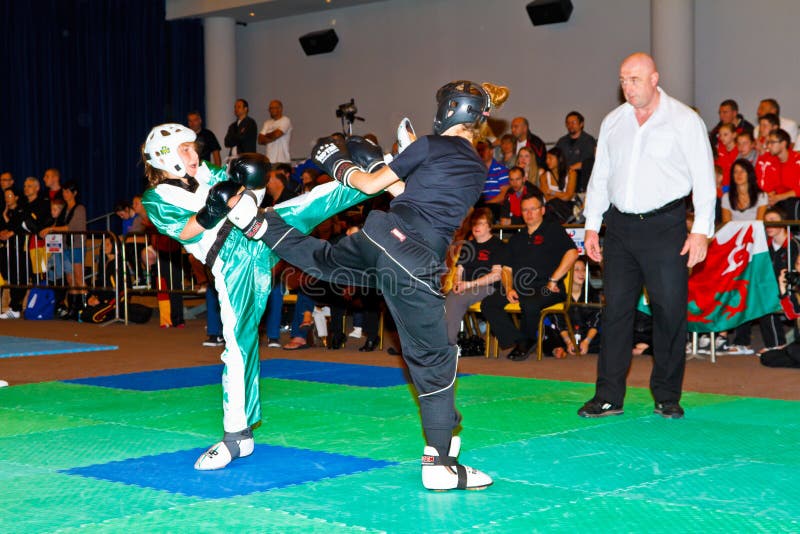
[283, 337, 309, 350]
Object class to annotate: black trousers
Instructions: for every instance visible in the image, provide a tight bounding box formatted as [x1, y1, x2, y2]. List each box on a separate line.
[481, 288, 563, 349]
[597, 204, 688, 406]
[263, 209, 460, 447]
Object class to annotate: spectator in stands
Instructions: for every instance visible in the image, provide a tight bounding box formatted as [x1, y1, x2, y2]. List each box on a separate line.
[42, 168, 64, 203]
[300, 168, 321, 193]
[223, 98, 257, 158]
[0, 188, 25, 318]
[444, 208, 504, 345]
[499, 166, 539, 226]
[0, 172, 13, 213]
[540, 146, 577, 223]
[736, 130, 758, 165]
[20, 176, 51, 279]
[721, 159, 768, 223]
[516, 146, 537, 185]
[258, 100, 292, 164]
[709, 99, 754, 149]
[541, 256, 602, 358]
[265, 168, 295, 207]
[511, 117, 546, 171]
[482, 192, 578, 361]
[756, 113, 780, 155]
[757, 98, 799, 146]
[765, 129, 800, 219]
[495, 133, 516, 169]
[39, 181, 87, 319]
[555, 111, 597, 192]
[715, 124, 739, 187]
[187, 110, 222, 167]
[114, 199, 145, 235]
[760, 207, 797, 353]
[475, 139, 509, 215]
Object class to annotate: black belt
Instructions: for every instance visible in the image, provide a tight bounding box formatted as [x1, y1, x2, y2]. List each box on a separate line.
[205, 220, 234, 267]
[613, 198, 684, 220]
[390, 204, 449, 259]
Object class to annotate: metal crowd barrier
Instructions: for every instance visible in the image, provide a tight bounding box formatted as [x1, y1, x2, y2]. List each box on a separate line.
[120, 232, 202, 297]
[0, 230, 123, 324]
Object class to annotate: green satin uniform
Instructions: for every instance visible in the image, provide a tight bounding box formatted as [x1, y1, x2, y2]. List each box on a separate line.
[143, 163, 369, 433]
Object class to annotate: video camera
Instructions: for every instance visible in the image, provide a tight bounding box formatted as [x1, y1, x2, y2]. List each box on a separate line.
[335, 98, 364, 135]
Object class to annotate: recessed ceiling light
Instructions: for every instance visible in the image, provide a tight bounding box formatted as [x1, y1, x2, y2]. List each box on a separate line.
[249, 12, 255, 16]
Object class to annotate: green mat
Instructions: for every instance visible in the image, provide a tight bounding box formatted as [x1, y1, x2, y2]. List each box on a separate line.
[1, 373, 798, 533]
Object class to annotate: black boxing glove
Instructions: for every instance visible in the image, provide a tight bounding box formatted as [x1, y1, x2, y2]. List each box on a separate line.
[196, 180, 242, 229]
[311, 137, 359, 187]
[228, 153, 270, 189]
[346, 136, 386, 173]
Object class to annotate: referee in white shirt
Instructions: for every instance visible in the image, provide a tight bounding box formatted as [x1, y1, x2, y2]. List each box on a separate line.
[579, 52, 716, 419]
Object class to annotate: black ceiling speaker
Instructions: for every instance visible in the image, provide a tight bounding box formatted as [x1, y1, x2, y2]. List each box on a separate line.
[526, 0, 573, 26]
[299, 29, 339, 56]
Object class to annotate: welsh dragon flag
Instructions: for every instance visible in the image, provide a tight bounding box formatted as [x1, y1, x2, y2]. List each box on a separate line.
[686, 221, 780, 333]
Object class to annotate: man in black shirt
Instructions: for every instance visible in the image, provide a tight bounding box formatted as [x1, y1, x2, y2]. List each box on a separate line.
[482, 192, 578, 361]
[187, 111, 222, 166]
[223, 99, 257, 158]
[554, 111, 597, 193]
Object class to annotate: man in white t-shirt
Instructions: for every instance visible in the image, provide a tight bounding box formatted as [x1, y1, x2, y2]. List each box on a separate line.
[258, 100, 292, 164]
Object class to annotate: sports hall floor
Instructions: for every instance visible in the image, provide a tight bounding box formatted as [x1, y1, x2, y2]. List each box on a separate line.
[0, 316, 798, 532]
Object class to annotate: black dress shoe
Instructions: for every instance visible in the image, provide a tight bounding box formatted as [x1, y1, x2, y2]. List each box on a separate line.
[507, 346, 530, 361]
[359, 337, 379, 352]
[506, 340, 533, 361]
[654, 401, 684, 419]
[329, 333, 347, 350]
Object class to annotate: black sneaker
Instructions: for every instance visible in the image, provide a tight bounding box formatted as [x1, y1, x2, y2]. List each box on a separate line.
[203, 335, 225, 347]
[654, 401, 684, 419]
[578, 398, 624, 418]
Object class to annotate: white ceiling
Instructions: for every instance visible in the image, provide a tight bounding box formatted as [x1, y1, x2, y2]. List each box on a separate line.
[166, 0, 389, 23]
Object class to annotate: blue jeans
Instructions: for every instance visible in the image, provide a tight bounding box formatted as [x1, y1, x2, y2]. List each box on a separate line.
[206, 282, 222, 336]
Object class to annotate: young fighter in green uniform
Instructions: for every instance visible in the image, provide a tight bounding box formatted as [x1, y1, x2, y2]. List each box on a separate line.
[141, 123, 369, 470]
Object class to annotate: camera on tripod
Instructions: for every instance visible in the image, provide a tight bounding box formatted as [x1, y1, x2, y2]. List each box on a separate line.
[335, 98, 364, 135]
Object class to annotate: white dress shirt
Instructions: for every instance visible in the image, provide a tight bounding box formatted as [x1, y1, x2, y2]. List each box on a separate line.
[584, 87, 716, 237]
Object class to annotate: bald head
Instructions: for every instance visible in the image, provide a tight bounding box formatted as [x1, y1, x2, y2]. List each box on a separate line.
[619, 52, 659, 111]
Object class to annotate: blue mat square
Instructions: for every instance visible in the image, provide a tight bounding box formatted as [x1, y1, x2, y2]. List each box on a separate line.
[64, 359, 415, 390]
[65, 364, 223, 390]
[63, 444, 396, 499]
[0, 335, 117, 358]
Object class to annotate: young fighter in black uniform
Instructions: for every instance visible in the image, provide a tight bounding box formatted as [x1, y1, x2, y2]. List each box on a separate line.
[226, 81, 507, 490]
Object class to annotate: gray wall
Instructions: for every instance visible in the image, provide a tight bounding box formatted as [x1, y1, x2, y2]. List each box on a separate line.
[229, 0, 800, 159]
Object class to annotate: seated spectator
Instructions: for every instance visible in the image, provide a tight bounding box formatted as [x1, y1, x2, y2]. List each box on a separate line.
[481, 192, 579, 361]
[736, 131, 758, 165]
[499, 166, 540, 226]
[444, 208, 504, 346]
[541, 256, 602, 358]
[515, 146, 537, 186]
[714, 124, 739, 186]
[721, 159, 768, 223]
[761, 252, 800, 367]
[475, 139, 509, 215]
[755, 113, 780, 155]
[495, 133, 516, 169]
[765, 129, 800, 219]
[539, 147, 578, 223]
[760, 207, 798, 353]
